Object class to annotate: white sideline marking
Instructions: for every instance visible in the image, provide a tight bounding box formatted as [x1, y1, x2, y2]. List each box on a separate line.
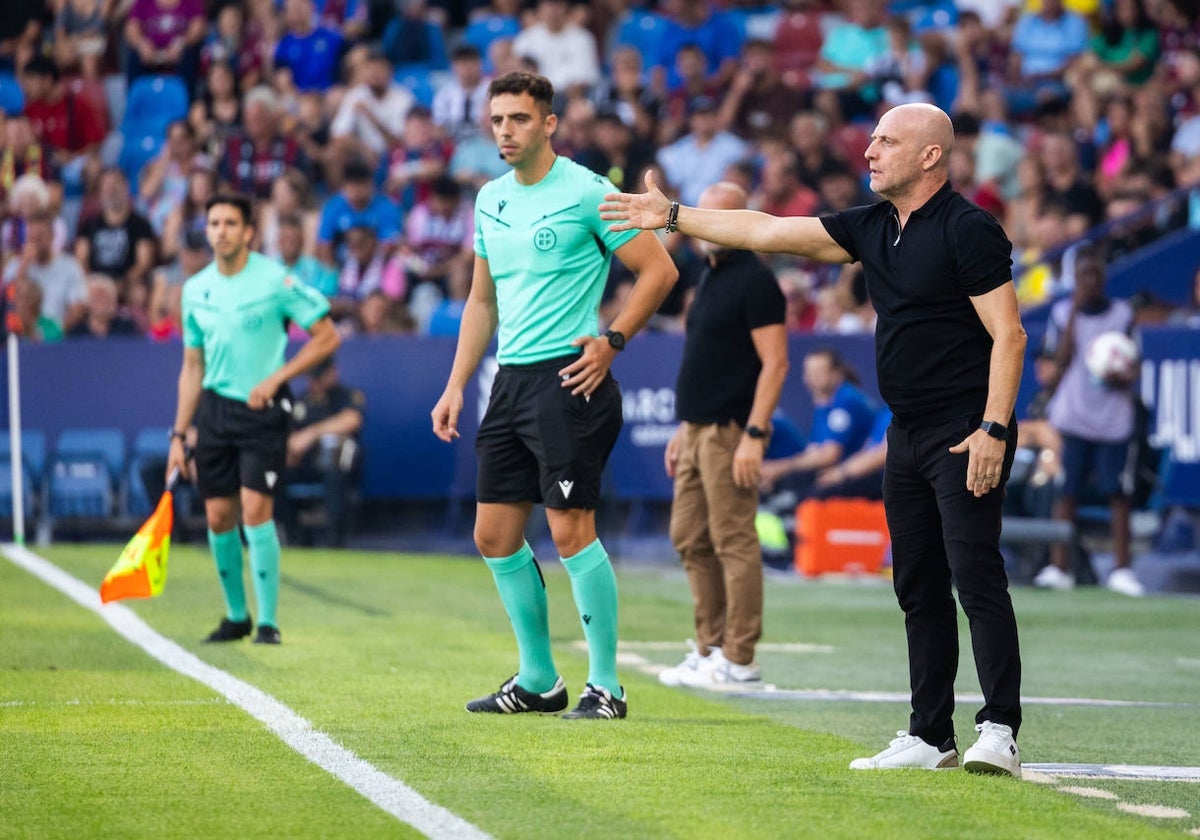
[1116, 803, 1191, 818]
[1026, 763, 1200, 783]
[2, 544, 491, 840]
[612, 640, 834, 654]
[726, 689, 1193, 708]
[1, 698, 225, 708]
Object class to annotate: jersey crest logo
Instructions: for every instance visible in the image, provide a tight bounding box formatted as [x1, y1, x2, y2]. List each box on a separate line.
[265, 471, 277, 489]
[498, 200, 507, 214]
[558, 480, 574, 499]
[534, 227, 557, 251]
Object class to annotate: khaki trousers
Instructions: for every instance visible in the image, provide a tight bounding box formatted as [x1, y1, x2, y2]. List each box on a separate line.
[668, 421, 763, 665]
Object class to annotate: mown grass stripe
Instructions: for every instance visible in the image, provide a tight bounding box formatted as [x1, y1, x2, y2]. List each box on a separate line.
[2, 543, 491, 840]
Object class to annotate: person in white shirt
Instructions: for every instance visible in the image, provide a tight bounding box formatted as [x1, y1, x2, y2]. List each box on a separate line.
[511, 0, 599, 94]
[432, 43, 492, 143]
[330, 50, 415, 171]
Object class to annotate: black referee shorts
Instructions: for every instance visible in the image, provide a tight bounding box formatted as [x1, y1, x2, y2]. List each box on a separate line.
[476, 354, 623, 510]
[193, 388, 290, 500]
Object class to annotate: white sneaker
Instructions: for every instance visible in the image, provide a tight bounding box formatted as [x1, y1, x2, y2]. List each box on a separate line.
[676, 648, 731, 688]
[963, 721, 1021, 778]
[849, 731, 959, 770]
[658, 641, 720, 687]
[1032, 564, 1075, 591]
[710, 657, 762, 686]
[1106, 567, 1145, 597]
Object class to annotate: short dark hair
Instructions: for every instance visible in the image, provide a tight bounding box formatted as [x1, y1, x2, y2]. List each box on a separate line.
[488, 72, 555, 115]
[23, 55, 59, 82]
[205, 194, 254, 225]
[452, 44, 481, 62]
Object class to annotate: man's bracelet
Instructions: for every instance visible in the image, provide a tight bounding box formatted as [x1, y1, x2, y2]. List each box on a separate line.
[169, 429, 187, 443]
[665, 201, 680, 233]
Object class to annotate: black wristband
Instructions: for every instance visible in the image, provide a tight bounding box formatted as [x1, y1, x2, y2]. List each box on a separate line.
[665, 201, 680, 233]
[169, 429, 187, 442]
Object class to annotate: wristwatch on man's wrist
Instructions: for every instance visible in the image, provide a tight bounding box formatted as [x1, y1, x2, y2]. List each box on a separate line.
[168, 429, 187, 443]
[603, 329, 626, 352]
[745, 424, 769, 440]
[979, 420, 1008, 440]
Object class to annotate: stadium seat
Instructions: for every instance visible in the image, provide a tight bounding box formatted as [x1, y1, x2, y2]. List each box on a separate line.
[0, 72, 24, 117]
[127, 428, 171, 518]
[118, 127, 165, 188]
[395, 71, 436, 109]
[48, 428, 126, 519]
[122, 75, 188, 135]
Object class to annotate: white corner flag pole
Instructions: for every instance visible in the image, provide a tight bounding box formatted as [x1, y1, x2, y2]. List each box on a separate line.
[7, 333, 25, 545]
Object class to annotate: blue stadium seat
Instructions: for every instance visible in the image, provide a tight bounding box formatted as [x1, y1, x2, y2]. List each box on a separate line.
[48, 429, 126, 519]
[395, 71, 435, 108]
[123, 75, 188, 134]
[0, 429, 47, 485]
[0, 72, 24, 117]
[127, 427, 170, 517]
[119, 127, 165, 187]
[0, 459, 36, 519]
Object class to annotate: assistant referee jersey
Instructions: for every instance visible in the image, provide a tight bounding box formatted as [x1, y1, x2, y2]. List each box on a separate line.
[473, 156, 638, 365]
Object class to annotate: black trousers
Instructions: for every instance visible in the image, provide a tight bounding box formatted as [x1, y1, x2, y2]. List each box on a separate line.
[884, 415, 1022, 746]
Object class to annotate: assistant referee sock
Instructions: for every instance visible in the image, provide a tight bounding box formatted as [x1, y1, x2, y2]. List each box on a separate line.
[561, 539, 621, 697]
[483, 543, 559, 694]
[208, 527, 248, 622]
[245, 520, 281, 628]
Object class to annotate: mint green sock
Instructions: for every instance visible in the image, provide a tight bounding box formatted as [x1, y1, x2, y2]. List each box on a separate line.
[561, 540, 621, 696]
[208, 528, 248, 621]
[483, 542, 558, 693]
[244, 520, 281, 628]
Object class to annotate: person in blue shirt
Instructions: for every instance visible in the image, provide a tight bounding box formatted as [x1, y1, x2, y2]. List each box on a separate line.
[759, 347, 877, 494]
[812, 405, 892, 501]
[274, 0, 344, 93]
[316, 159, 402, 265]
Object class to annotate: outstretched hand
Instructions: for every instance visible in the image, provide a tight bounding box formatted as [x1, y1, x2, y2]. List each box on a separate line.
[599, 170, 673, 232]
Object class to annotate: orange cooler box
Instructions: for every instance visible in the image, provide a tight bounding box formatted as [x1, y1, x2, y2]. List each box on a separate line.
[795, 498, 890, 577]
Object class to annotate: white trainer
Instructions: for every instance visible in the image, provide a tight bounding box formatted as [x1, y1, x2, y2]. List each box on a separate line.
[849, 731, 959, 770]
[1106, 567, 1145, 597]
[1032, 564, 1075, 591]
[963, 721, 1021, 778]
[658, 641, 720, 687]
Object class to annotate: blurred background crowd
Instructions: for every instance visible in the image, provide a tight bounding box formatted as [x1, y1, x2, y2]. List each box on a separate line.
[1, 0, 1200, 346]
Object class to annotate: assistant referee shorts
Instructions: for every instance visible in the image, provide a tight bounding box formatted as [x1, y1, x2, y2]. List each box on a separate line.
[193, 388, 291, 500]
[475, 353, 623, 510]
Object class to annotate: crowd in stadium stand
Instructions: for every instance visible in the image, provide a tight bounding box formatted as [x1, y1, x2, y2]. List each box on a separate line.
[1, 0, 1199, 344]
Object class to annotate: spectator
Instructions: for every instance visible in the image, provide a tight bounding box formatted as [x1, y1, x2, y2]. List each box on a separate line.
[810, 0, 891, 121]
[1038, 132, 1105, 236]
[336, 224, 405, 316]
[812, 406, 891, 501]
[1074, 0, 1159, 92]
[123, 0, 205, 93]
[258, 169, 319, 262]
[814, 161, 873, 214]
[788, 111, 841, 192]
[1004, 156, 1046, 255]
[189, 60, 242, 162]
[576, 109, 656, 194]
[318, 158, 401, 264]
[1006, 0, 1089, 117]
[160, 165, 214, 264]
[3, 276, 64, 342]
[67, 274, 142, 337]
[279, 214, 338, 298]
[75, 168, 156, 314]
[449, 106, 510, 192]
[655, 0, 744, 91]
[759, 348, 877, 499]
[588, 46, 661, 143]
[381, 0, 449, 75]
[314, 0, 369, 43]
[512, 0, 600, 96]
[657, 95, 749, 208]
[1037, 246, 1144, 597]
[0, 115, 55, 209]
[199, 4, 265, 93]
[356, 287, 415, 335]
[659, 43, 722, 146]
[274, 0, 344, 93]
[717, 38, 808, 144]
[2, 173, 68, 268]
[403, 174, 473, 303]
[138, 120, 207, 234]
[220, 86, 312, 199]
[2, 211, 87, 333]
[432, 44, 491, 143]
[52, 0, 111, 81]
[462, 0, 522, 73]
[330, 50, 414, 173]
[19, 56, 105, 177]
[0, 0, 43, 75]
[772, 0, 829, 89]
[385, 106, 451, 212]
[947, 145, 1004, 219]
[148, 226, 208, 341]
[278, 356, 365, 547]
[752, 150, 820, 219]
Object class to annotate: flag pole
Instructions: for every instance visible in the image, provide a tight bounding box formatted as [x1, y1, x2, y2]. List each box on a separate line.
[7, 333, 25, 546]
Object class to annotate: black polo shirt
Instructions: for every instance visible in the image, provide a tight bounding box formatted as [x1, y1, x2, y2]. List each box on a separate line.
[675, 249, 785, 426]
[294, 383, 366, 430]
[820, 181, 1013, 428]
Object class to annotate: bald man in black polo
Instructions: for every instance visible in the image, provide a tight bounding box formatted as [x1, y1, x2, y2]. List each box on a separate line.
[601, 103, 1027, 778]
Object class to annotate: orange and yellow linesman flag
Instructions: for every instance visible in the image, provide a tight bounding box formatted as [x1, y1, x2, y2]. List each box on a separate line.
[100, 471, 177, 603]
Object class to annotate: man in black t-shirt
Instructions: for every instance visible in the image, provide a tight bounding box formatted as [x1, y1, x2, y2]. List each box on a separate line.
[602, 103, 1027, 778]
[657, 182, 788, 692]
[74, 168, 156, 311]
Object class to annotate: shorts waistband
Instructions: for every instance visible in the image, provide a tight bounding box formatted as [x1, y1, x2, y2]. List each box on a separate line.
[498, 353, 582, 373]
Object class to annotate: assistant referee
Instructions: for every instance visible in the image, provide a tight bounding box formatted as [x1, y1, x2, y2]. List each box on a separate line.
[167, 194, 340, 645]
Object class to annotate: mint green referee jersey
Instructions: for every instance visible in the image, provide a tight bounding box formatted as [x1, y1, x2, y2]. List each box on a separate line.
[182, 252, 330, 403]
[474, 156, 639, 365]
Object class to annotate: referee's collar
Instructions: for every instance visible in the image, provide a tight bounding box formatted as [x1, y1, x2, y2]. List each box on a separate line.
[888, 179, 954, 220]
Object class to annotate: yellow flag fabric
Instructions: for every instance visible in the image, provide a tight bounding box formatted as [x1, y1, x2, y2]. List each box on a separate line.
[100, 490, 173, 603]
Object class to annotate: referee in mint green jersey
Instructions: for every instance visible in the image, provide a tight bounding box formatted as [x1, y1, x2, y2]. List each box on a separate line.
[431, 72, 678, 719]
[167, 194, 340, 646]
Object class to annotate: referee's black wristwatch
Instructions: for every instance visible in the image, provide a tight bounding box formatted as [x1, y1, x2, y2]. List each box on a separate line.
[979, 420, 1008, 441]
[603, 329, 626, 352]
[168, 429, 187, 444]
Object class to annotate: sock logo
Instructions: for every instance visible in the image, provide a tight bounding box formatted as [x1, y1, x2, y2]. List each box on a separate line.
[265, 471, 277, 489]
[582, 614, 592, 625]
[558, 480, 573, 499]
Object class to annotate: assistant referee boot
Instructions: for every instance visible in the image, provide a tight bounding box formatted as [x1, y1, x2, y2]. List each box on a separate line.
[561, 683, 627, 720]
[254, 624, 282, 645]
[465, 675, 569, 714]
[204, 616, 253, 643]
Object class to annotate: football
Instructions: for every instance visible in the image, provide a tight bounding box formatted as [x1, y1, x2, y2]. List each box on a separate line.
[1084, 330, 1139, 384]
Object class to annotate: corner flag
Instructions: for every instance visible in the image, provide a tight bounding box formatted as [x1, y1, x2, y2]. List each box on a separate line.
[100, 470, 177, 603]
